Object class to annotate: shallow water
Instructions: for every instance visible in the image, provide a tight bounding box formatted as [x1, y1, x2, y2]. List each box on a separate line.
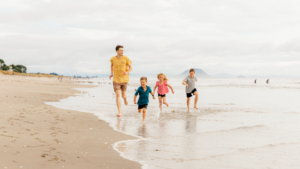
[47, 78, 300, 169]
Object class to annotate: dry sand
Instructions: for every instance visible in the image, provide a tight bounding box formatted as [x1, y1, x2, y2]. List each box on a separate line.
[0, 75, 141, 169]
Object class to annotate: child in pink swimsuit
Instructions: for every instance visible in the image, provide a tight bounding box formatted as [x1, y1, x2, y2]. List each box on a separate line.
[153, 73, 175, 111]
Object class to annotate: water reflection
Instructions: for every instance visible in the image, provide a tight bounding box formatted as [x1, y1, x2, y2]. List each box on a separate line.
[185, 114, 197, 134]
[138, 124, 148, 138]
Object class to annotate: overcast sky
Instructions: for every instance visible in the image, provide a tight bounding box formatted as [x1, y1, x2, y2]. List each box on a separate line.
[1, 0, 300, 77]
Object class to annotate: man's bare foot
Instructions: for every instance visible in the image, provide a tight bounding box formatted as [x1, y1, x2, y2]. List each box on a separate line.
[166, 103, 169, 107]
[142, 120, 145, 123]
[194, 106, 198, 110]
[124, 98, 128, 105]
[117, 114, 122, 117]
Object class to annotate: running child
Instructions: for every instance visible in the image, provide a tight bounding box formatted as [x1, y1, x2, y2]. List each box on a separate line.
[153, 73, 174, 111]
[182, 69, 198, 112]
[134, 77, 155, 122]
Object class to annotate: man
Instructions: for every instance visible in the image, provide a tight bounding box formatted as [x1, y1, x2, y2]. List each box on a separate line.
[182, 69, 198, 112]
[109, 45, 132, 117]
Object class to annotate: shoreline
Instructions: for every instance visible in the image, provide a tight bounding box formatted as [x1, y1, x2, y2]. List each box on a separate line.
[0, 75, 141, 169]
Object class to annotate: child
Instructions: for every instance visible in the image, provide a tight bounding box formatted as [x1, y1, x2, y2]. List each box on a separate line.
[134, 77, 155, 122]
[182, 69, 198, 112]
[153, 73, 174, 111]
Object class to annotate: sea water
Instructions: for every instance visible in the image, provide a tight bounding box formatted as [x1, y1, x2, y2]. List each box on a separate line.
[47, 78, 300, 169]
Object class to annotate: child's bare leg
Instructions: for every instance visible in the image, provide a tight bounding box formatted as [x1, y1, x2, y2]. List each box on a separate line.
[158, 96, 162, 111]
[142, 108, 146, 122]
[138, 109, 142, 113]
[187, 97, 190, 112]
[194, 92, 199, 110]
[163, 97, 169, 107]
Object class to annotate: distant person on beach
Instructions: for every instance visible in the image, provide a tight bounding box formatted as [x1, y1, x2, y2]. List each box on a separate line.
[266, 79, 269, 84]
[109, 45, 132, 117]
[254, 79, 257, 84]
[134, 77, 155, 122]
[182, 69, 198, 112]
[153, 73, 174, 111]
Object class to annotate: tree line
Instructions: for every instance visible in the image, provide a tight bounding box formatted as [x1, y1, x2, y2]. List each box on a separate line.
[0, 59, 27, 73]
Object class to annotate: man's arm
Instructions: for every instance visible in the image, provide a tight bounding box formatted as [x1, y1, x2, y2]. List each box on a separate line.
[109, 65, 114, 79]
[123, 64, 132, 75]
[127, 64, 132, 73]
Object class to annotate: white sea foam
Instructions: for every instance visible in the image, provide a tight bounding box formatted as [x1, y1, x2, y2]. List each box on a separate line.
[47, 78, 300, 169]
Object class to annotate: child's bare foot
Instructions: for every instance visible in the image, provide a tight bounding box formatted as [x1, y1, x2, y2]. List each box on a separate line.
[194, 106, 198, 110]
[166, 103, 169, 107]
[142, 120, 145, 123]
[124, 98, 128, 105]
[117, 113, 122, 117]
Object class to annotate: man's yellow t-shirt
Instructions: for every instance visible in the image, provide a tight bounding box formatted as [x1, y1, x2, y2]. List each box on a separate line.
[110, 55, 132, 83]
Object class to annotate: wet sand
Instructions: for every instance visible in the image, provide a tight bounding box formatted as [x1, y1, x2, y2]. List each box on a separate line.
[0, 75, 141, 169]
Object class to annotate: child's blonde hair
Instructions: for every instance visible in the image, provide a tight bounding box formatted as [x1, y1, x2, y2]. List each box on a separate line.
[157, 73, 169, 81]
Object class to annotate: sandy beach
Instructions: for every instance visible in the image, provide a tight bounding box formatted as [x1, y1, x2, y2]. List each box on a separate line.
[0, 75, 141, 169]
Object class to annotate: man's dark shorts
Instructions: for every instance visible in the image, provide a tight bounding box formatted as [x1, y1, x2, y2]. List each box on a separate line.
[138, 104, 148, 110]
[113, 81, 128, 92]
[186, 88, 197, 98]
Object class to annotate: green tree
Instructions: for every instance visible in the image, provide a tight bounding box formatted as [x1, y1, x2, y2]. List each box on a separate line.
[13, 67, 22, 73]
[2, 64, 10, 71]
[16, 65, 27, 73]
[11, 64, 16, 69]
[0, 61, 27, 73]
[0, 59, 4, 70]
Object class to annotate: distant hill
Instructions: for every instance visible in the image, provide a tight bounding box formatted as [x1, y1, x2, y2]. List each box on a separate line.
[237, 75, 246, 78]
[174, 68, 211, 78]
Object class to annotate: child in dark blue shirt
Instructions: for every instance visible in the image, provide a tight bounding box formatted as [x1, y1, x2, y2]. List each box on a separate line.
[134, 77, 155, 122]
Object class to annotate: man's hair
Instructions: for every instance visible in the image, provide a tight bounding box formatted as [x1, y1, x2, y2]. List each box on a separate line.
[189, 69, 195, 73]
[140, 77, 147, 82]
[116, 45, 123, 51]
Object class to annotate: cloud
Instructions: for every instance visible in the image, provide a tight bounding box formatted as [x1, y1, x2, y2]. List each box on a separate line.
[0, 0, 300, 77]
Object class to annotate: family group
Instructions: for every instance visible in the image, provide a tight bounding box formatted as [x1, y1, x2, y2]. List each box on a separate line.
[109, 45, 199, 122]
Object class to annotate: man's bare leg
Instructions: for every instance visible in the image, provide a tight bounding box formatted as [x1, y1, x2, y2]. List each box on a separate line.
[122, 90, 128, 105]
[115, 90, 122, 117]
[187, 97, 190, 112]
[194, 92, 199, 110]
